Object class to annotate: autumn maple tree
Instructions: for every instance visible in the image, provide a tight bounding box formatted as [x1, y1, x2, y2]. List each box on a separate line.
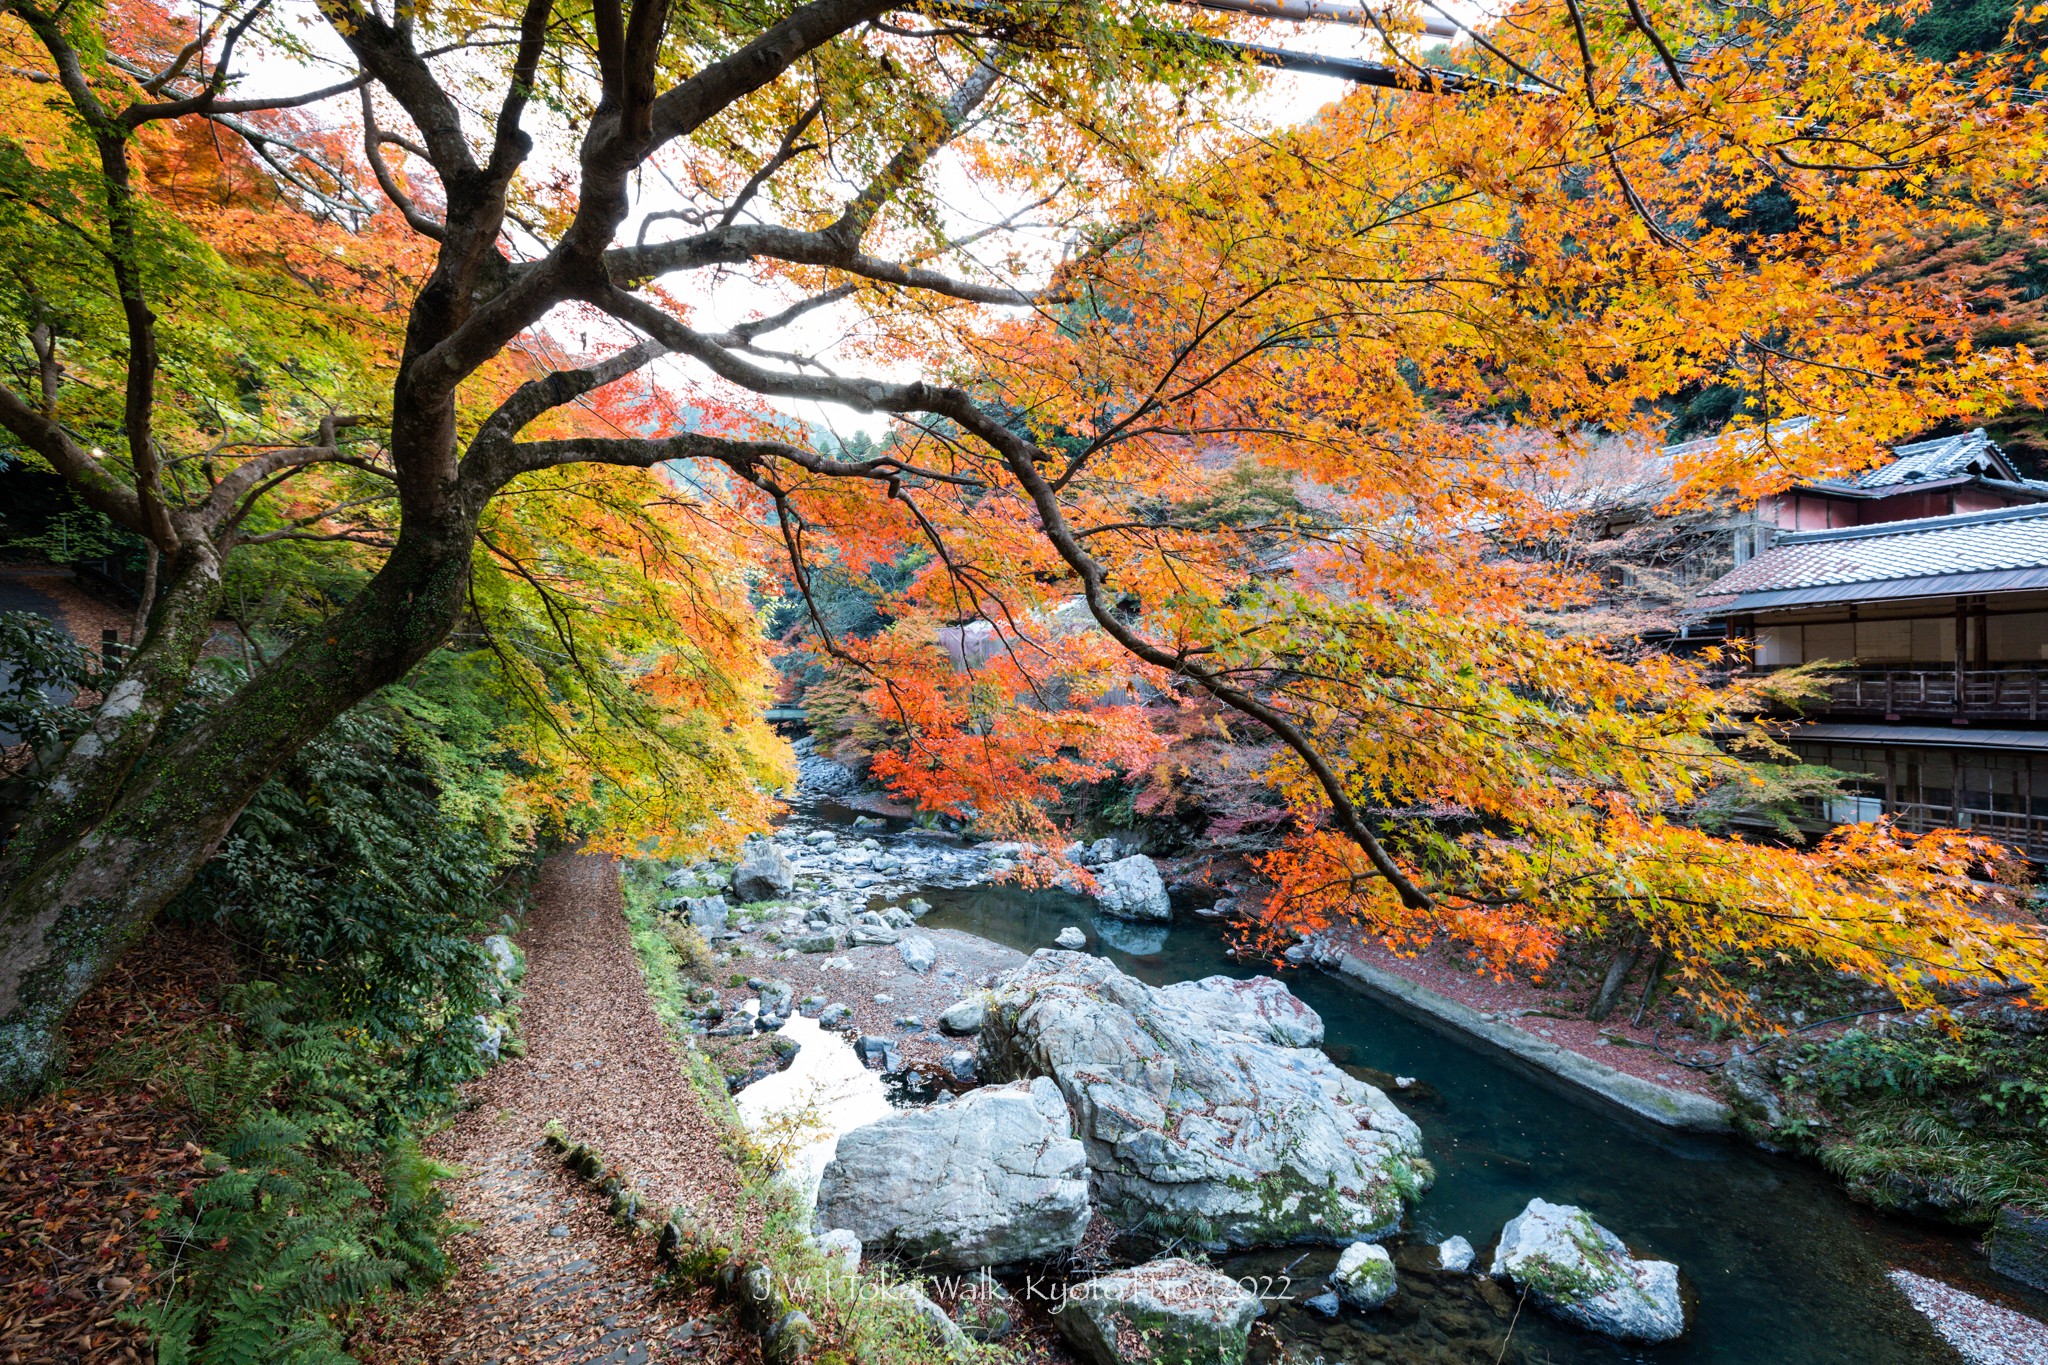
[2, 0, 2046, 1089]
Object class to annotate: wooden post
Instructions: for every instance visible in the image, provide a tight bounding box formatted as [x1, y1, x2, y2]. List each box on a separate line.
[1954, 596, 1968, 724]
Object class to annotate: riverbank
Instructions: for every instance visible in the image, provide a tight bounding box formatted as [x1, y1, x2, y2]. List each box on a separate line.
[1319, 940, 1735, 1134]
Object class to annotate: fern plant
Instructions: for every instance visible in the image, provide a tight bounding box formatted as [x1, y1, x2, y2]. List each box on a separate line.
[130, 690, 536, 1362]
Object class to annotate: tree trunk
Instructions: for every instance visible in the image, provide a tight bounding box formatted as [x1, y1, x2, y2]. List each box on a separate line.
[130, 545, 157, 645]
[1587, 934, 1646, 1023]
[1, 542, 225, 890]
[0, 509, 478, 1094]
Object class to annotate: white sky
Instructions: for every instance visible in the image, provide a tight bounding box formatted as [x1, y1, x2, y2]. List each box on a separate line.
[233, 2, 1489, 442]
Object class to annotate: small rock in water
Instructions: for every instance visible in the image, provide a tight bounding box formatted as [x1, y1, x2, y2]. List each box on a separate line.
[907, 898, 932, 917]
[1055, 926, 1087, 950]
[757, 980, 794, 1017]
[1490, 1198, 1686, 1343]
[854, 1035, 901, 1071]
[1091, 854, 1171, 922]
[1438, 1234, 1476, 1273]
[1301, 1290, 1342, 1320]
[1331, 1241, 1397, 1309]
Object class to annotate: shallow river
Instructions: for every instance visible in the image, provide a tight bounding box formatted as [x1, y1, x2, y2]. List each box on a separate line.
[890, 874, 2047, 1365]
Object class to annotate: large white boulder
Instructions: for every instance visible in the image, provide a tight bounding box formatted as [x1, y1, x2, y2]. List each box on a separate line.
[1092, 854, 1171, 921]
[1489, 1198, 1686, 1343]
[978, 951, 1430, 1250]
[1159, 974, 1323, 1048]
[813, 1077, 1091, 1270]
[1056, 1259, 1262, 1365]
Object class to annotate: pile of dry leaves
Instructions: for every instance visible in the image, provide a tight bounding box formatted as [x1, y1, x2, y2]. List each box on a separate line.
[0, 926, 234, 1363]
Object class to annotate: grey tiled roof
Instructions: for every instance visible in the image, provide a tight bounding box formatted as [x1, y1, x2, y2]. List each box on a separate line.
[1824, 428, 2012, 490]
[1660, 424, 2041, 496]
[1700, 504, 2048, 608]
[1790, 723, 2048, 753]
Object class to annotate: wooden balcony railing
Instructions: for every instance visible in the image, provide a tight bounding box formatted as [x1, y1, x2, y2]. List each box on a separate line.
[1812, 797, 2048, 858]
[1813, 667, 2048, 721]
[1888, 801, 2048, 857]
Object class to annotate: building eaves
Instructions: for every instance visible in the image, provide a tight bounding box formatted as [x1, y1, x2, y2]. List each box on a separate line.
[1790, 722, 2048, 752]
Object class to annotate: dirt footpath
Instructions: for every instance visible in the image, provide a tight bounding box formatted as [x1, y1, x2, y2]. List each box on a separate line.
[368, 852, 754, 1365]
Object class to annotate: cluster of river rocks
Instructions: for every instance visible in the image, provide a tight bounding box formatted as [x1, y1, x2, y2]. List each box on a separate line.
[658, 822, 1690, 1362]
[800, 951, 1688, 1362]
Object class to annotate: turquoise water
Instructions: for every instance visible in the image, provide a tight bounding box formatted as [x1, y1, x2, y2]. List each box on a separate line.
[913, 880, 2047, 1365]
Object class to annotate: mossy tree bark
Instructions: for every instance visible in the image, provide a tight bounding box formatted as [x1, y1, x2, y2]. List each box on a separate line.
[0, 497, 483, 1090]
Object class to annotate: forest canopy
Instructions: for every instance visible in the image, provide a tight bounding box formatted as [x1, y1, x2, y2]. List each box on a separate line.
[2, 0, 2046, 1091]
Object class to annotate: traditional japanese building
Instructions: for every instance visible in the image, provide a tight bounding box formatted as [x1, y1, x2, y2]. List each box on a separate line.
[1720, 425, 2048, 563]
[1698, 432, 2048, 857]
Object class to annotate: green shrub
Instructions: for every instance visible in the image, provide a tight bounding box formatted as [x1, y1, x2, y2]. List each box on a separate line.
[170, 703, 529, 1123]
[663, 921, 716, 977]
[1781, 1019, 2048, 1220]
[131, 693, 538, 1361]
[134, 991, 461, 1365]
